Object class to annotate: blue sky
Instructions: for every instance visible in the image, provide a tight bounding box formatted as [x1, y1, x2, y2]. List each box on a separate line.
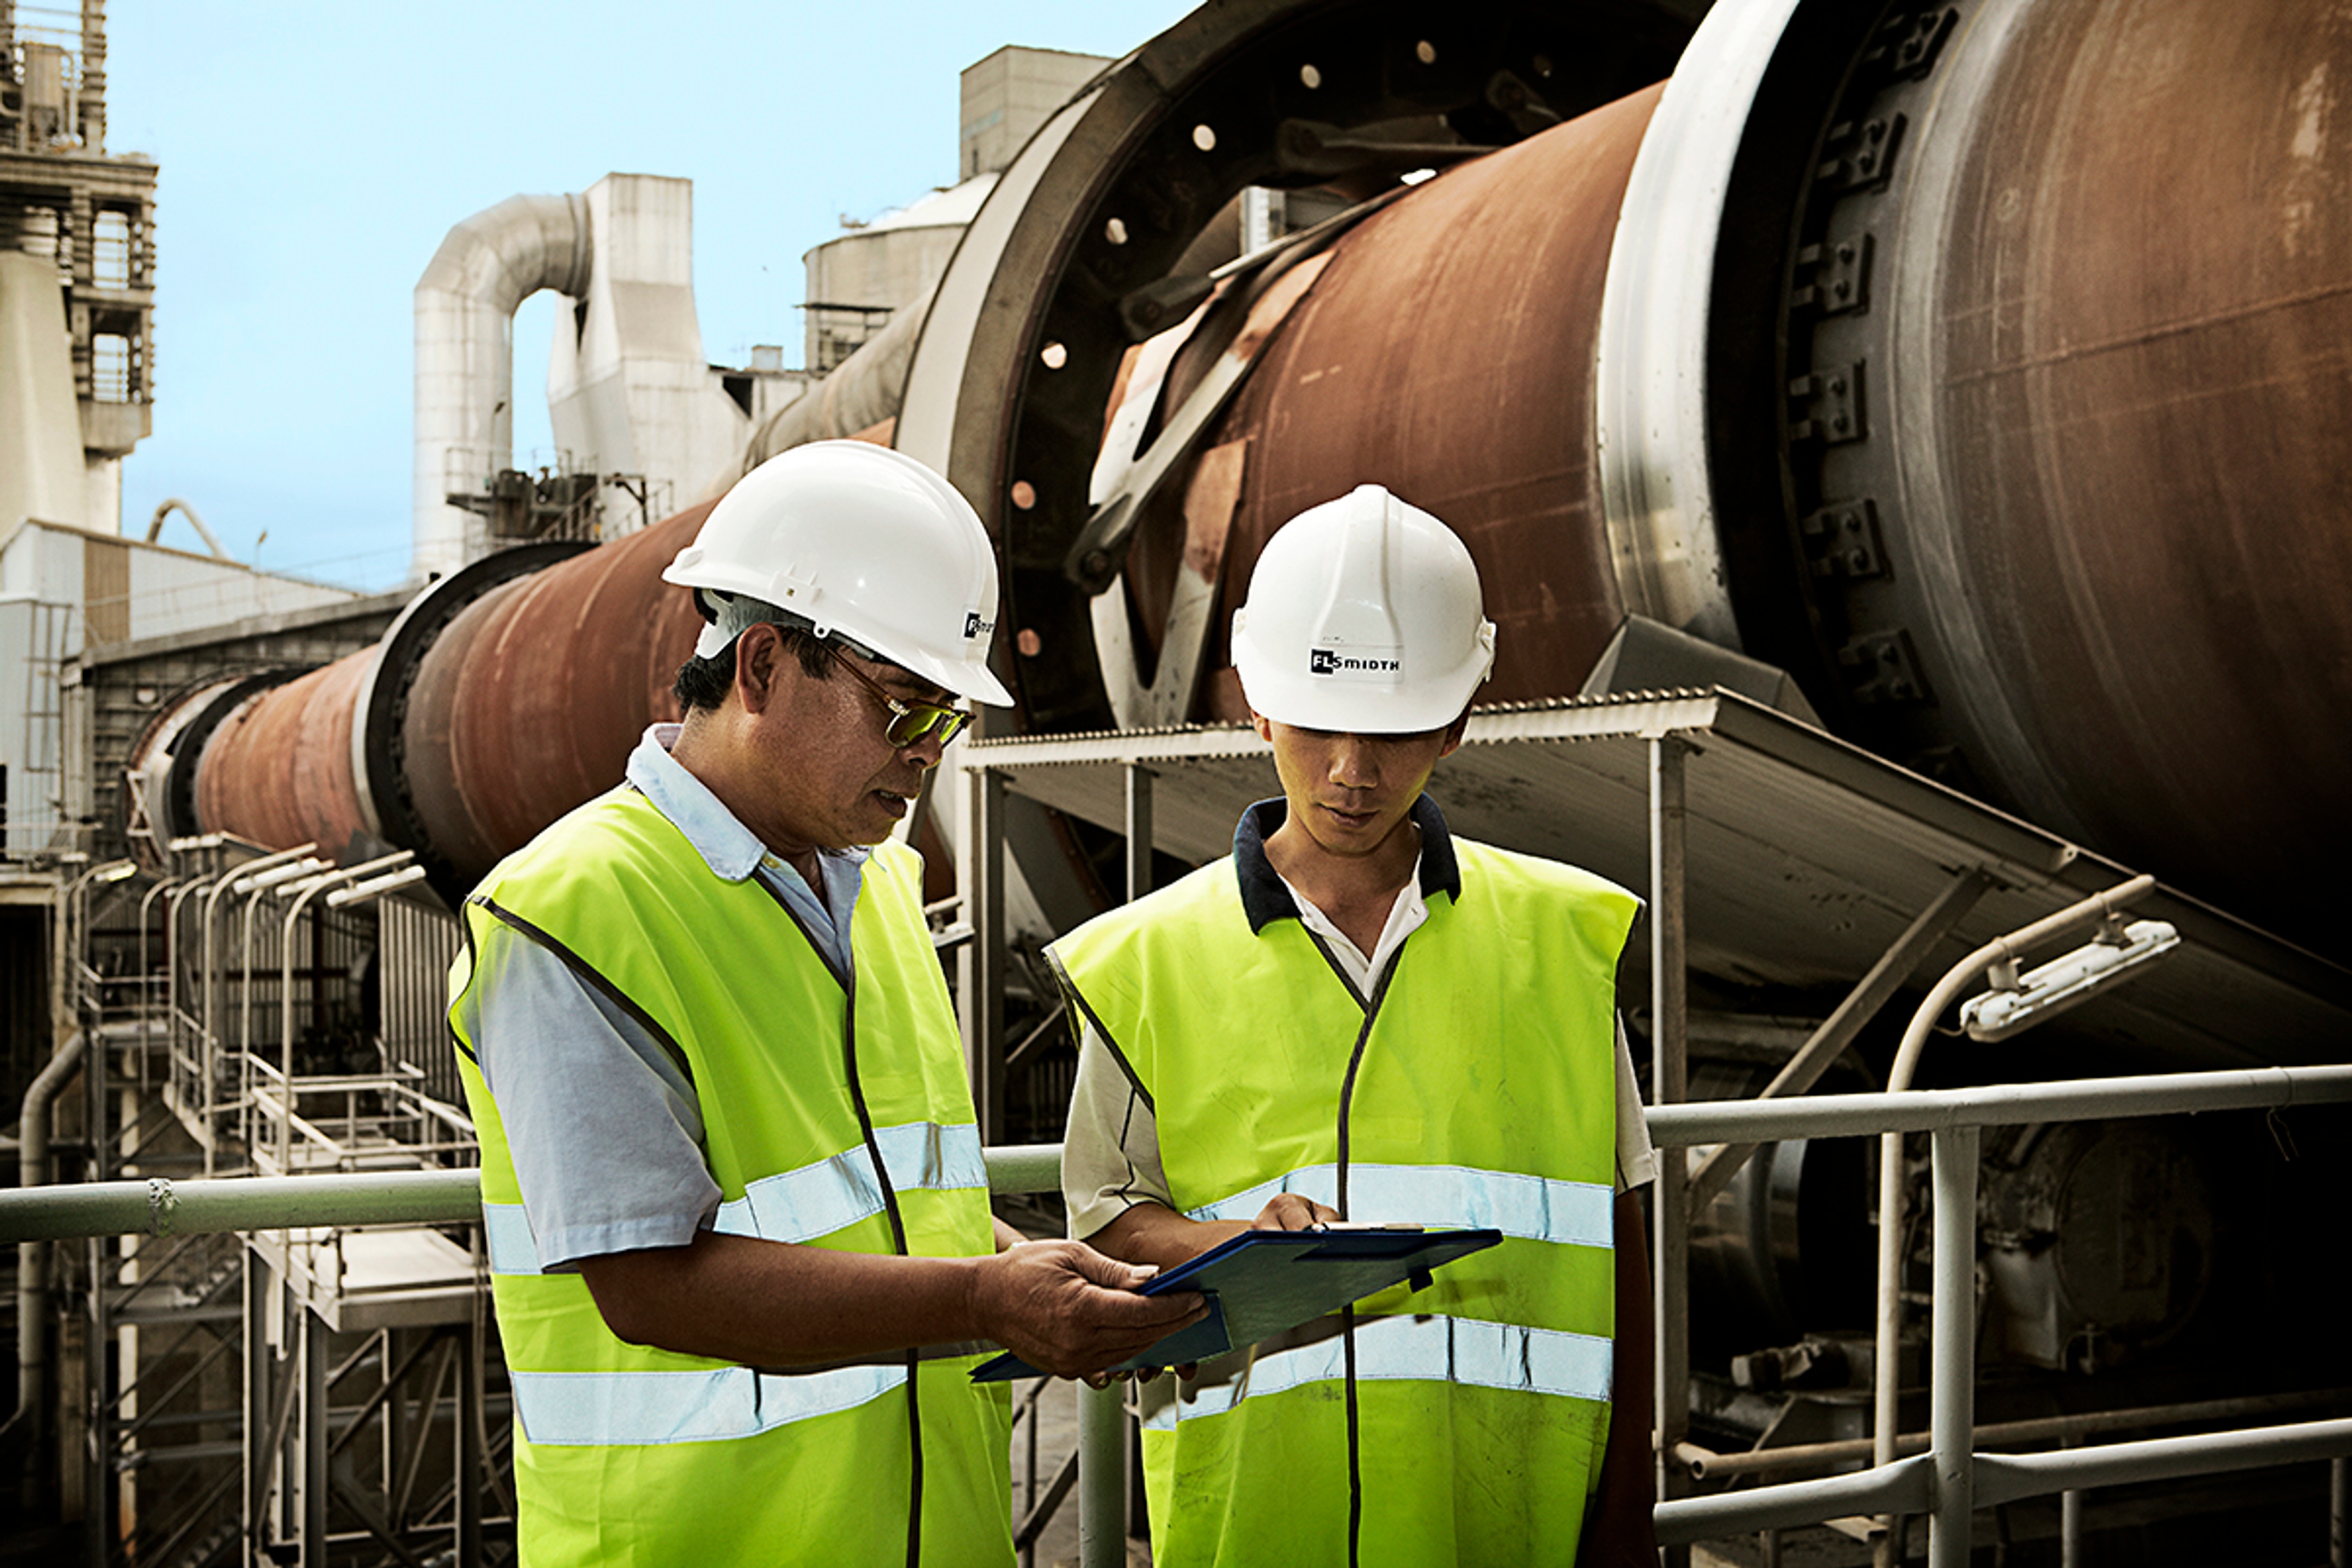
[100, 1, 1194, 592]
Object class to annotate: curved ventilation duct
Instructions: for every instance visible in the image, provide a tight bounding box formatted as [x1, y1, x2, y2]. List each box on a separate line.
[411, 192, 593, 582]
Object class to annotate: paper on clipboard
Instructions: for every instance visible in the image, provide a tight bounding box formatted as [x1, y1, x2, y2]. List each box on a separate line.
[971, 1226, 1501, 1382]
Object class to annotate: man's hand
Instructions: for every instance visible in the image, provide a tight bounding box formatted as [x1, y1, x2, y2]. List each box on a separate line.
[1250, 1193, 1338, 1231]
[967, 1239, 1209, 1381]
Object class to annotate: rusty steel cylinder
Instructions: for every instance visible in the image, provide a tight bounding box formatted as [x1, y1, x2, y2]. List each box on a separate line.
[1184, 85, 1665, 710]
[398, 506, 708, 891]
[178, 506, 706, 900]
[192, 653, 372, 861]
[1855, 0, 2352, 940]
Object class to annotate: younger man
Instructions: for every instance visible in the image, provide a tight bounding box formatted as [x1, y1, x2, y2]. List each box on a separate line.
[1053, 485, 1658, 1566]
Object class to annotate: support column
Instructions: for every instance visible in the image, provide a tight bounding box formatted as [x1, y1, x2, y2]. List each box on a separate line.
[243, 1257, 270, 1553]
[301, 1304, 326, 1564]
[458, 1309, 484, 1566]
[1120, 760, 1155, 1538]
[1649, 736, 1690, 1566]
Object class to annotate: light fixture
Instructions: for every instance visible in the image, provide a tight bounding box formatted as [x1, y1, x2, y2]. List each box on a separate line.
[230, 856, 330, 896]
[325, 864, 428, 908]
[1959, 917, 2182, 1041]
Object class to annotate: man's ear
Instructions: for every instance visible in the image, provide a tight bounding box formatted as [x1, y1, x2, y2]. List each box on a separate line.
[733, 623, 782, 714]
[1436, 710, 1470, 760]
[1250, 709, 1275, 744]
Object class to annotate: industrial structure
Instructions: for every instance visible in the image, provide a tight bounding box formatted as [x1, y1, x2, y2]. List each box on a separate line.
[6, 0, 2352, 1564]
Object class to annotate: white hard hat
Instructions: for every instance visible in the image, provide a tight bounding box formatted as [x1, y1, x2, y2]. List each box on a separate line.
[663, 440, 1014, 706]
[1231, 484, 1497, 733]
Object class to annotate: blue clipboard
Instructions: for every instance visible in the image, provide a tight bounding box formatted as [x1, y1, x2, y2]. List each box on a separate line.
[970, 1226, 1502, 1382]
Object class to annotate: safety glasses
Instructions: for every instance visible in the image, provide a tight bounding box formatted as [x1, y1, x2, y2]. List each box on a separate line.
[829, 646, 973, 748]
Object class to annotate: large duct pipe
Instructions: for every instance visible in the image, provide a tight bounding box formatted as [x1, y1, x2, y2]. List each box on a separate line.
[412, 192, 593, 583]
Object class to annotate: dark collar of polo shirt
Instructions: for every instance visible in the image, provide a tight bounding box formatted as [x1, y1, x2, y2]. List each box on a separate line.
[1231, 794, 1461, 935]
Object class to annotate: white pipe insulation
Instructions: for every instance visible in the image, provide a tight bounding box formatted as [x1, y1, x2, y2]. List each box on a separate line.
[411, 192, 593, 584]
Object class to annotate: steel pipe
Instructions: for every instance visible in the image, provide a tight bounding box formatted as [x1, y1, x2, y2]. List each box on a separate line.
[1973, 1419, 2352, 1511]
[1654, 1453, 1934, 1547]
[1675, 1388, 2352, 1480]
[13, 1028, 86, 1444]
[1646, 1065, 2352, 1146]
[393, 505, 705, 894]
[0, 1145, 1070, 1244]
[193, 655, 372, 861]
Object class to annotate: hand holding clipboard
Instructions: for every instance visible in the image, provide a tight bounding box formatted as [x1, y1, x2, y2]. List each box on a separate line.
[972, 1225, 1501, 1382]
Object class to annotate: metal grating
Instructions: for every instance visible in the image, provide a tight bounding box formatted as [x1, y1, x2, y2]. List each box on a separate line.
[966, 688, 2352, 1069]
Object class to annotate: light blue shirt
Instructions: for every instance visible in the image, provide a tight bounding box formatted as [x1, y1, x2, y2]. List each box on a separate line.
[456, 725, 869, 1271]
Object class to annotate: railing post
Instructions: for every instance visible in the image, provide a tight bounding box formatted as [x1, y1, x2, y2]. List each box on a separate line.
[959, 766, 1008, 1144]
[1125, 763, 1153, 902]
[2332, 1453, 2346, 1568]
[1649, 734, 1691, 1561]
[1078, 1379, 1128, 1568]
[1929, 1124, 1980, 1568]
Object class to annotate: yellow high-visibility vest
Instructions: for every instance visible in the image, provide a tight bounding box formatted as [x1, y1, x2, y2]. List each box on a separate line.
[450, 785, 1011, 1567]
[1050, 835, 1638, 1567]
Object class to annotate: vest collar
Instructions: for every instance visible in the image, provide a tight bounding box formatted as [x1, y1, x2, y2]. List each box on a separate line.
[1232, 794, 1463, 933]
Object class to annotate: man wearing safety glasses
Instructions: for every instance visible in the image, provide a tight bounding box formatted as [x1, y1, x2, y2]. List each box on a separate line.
[448, 440, 1204, 1566]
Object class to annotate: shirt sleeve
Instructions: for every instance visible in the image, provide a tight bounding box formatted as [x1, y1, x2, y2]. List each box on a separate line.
[457, 919, 722, 1271]
[1061, 1018, 1175, 1242]
[1614, 1012, 1657, 1193]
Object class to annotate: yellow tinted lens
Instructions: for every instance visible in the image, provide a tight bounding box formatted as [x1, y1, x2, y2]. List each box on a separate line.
[886, 703, 969, 747]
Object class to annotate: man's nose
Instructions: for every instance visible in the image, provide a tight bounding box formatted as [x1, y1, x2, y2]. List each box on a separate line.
[1328, 735, 1376, 788]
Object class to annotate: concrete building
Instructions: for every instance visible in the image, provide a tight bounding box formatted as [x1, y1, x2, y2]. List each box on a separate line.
[0, 0, 154, 538]
[2, 6, 357, 863]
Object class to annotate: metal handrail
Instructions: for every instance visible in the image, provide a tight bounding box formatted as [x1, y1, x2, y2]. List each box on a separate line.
[7, 1074, 2352, 1567]
[1643, 1064, 2352, 1564]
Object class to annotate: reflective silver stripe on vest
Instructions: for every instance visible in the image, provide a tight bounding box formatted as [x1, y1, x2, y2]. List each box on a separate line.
[483, 1200, 541, 1275]
[482, 1120, 984, 1277]
[1142, 1314, 1612, 1432]
[714, 1120, 988, 1245]
[511, 1363, 906, 1446]
[1185, 1162, 1612, 1249]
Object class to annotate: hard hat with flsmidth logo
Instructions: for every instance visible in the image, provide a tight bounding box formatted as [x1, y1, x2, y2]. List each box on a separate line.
[1231, 484, 1496, 734]
[662, 440, 1013, 706]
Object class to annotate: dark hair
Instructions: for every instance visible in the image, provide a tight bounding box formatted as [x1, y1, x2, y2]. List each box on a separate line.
[671, 620, 835, 712]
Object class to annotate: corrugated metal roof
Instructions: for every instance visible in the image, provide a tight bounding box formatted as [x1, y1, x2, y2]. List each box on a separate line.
[968, 689, 2352, 1068]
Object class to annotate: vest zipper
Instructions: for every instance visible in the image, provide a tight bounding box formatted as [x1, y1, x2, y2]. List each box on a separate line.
[754, 873, 925, 1567]
[1322, 933, 1408, 1568]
